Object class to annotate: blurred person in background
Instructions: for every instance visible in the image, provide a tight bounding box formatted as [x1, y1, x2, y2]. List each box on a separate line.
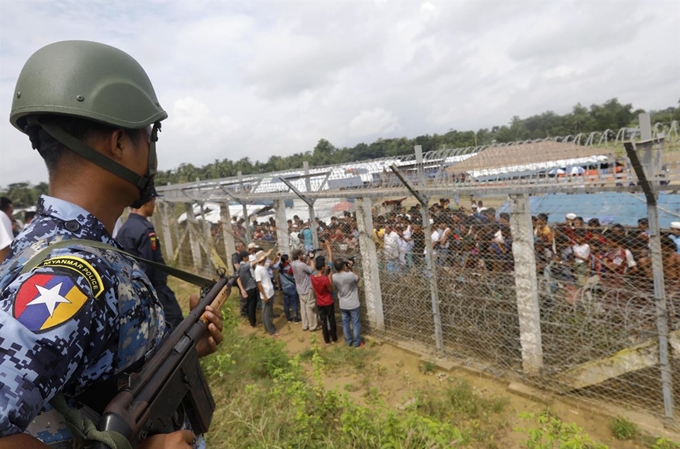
[668, 222, 680, 253]
[116, 189, 184, 328]
[0, 197, 14, 263]
[278, 254, 301, 323]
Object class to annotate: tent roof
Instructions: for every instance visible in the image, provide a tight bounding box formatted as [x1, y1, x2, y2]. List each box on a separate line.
[496, 192, 680, 228]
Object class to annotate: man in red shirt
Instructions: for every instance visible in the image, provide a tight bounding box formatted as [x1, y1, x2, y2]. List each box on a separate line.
[311, 255, 338, 344]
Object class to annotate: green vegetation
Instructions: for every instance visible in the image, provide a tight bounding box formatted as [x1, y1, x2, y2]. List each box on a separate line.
[649, 438, 680, 449]
[201, 300, 513, 448]
[421, 360, 437, 374]
[515, 411, 608, 449]
[173, 281, 679, 449]
[610, 416, 638, 440]
[197, 303, 596, 449]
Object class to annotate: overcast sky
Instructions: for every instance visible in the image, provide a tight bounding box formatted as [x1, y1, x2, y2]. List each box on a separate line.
[0, 0, 678, 186]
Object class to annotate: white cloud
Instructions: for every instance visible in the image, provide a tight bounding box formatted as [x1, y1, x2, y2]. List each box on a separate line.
[171, 97, 238, 136]
[0, 0, 678, 187]
[349, 108, 400, 137]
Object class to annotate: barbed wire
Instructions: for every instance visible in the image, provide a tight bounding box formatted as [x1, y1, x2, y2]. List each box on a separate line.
[150, 121, 680, 425]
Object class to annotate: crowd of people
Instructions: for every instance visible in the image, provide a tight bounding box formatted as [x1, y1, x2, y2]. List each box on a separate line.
[228, 197, 680, 307]
[230, 238, 364, 347]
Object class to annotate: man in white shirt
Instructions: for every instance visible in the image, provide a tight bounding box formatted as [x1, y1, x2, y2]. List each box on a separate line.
[254, 250, 279, 336]
[0, 197, 14, 263]
[383, 224, 401, 273]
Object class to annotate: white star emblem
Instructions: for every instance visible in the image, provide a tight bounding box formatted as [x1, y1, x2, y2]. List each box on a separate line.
[27, 283, 71, 316]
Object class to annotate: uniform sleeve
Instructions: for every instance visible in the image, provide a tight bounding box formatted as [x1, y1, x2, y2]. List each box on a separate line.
[1, 246, 166, 436]
[0, 252, 118, 434]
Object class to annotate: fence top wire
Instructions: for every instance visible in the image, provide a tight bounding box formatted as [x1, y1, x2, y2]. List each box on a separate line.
[156, 122, 679, 204]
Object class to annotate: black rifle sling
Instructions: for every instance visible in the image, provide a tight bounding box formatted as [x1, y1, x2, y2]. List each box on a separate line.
[21, 238, 215, 287]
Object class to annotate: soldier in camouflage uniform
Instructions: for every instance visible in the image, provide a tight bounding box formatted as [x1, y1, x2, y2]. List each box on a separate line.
[0, 41, 223, 449]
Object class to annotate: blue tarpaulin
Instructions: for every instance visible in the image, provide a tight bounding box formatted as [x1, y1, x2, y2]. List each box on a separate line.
[497, 192, 680, 228]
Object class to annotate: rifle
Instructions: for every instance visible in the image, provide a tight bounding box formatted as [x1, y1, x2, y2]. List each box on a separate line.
[93, 271, 230, 449]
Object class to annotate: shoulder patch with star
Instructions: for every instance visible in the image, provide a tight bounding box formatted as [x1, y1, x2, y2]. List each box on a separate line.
[13, 273, 90, 333]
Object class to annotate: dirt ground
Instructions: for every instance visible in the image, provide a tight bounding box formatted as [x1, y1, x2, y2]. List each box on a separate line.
[239, 302, 680, 449]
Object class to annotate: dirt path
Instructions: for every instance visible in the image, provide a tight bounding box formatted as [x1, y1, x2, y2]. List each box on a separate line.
[239, 306, 678, 449]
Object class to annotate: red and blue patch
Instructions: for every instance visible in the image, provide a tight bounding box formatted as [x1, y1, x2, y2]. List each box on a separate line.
[13, 273, 89, 333]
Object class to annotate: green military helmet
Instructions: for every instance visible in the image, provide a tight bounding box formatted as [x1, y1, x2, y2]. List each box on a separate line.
[10, 40, 167, 133]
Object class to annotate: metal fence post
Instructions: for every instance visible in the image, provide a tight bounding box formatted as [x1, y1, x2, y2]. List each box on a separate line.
[355, 197, 384, 331]
[389, 165, 443, 353]
[303, 161, 319, 250]
[238, 171, 252, 243]
[508, 193, 544, 375]
[421, 198, 444, 353]
[626, 113, 674, 423]
[184, 202, 202, 270]
[275, 199, 290, 257]
[219, 202, 237, 275]
[199, 202, 212, 249]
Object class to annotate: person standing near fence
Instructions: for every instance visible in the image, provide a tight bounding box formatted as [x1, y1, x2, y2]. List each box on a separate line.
[301, 221, 313, 253]
[292, 249, 318, 331]
[311, 255, 337, 344]
[115, 189, 184, 329]
[332, 257, 363, 347]
[237, 250, 260, 327]
[254, 250, 280, 337]
[383, 223, 401, 273]
[279, 254, 301, 323]
[231, 241, 248, 316]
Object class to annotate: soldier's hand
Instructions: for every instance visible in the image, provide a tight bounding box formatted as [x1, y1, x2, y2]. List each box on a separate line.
[190, 294, 224, 357]
[139, 430, 195, 449]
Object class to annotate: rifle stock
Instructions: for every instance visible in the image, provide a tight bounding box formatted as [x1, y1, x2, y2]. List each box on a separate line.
[93, 274, 229, 448]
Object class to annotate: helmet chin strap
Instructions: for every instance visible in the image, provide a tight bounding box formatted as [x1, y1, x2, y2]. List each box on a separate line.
[28, 117, 160, 208]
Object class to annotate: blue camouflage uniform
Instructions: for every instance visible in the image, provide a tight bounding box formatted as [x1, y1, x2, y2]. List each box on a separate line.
[0, 195, 167, 444]
[115, 212, 184, 328]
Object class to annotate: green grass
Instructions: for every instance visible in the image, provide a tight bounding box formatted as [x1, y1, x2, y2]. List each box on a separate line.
[174, 279, 678, 449]
[421, 360, 437, 374]
[610, 416, 638, 441]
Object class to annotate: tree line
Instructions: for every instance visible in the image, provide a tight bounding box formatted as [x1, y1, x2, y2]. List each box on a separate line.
[2, 98, 677, 208]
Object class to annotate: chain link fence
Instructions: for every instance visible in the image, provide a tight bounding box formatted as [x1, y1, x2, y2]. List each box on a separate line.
[146, 118, 679, 425]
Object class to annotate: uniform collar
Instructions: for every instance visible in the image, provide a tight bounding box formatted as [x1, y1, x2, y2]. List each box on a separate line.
[127, 212, 149, 222]
[36, 195, 117, 245]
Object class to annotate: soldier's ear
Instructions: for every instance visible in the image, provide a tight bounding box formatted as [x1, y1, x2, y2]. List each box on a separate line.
[99, 129, 127, 161]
